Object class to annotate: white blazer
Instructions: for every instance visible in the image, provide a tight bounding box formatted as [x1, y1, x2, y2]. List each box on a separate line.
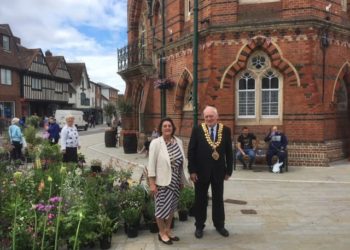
[147, 136, 190, 186]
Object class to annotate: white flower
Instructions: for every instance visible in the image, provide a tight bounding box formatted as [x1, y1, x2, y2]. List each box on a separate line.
[75, 168, 82, 176]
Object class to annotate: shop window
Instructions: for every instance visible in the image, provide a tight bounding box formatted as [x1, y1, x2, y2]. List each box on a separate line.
[0, 102, 15, 118]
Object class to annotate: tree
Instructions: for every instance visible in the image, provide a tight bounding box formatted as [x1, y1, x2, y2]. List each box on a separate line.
[103, 102, 116, 126]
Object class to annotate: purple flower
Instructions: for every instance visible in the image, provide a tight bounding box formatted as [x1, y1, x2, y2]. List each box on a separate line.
[48, 213, 55, 220]
[44, 205, 55, 212]
[36, 203, 46, 212]
[49, 196, 63, 203]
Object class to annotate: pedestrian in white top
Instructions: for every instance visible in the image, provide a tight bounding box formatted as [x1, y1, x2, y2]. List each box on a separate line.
[60, 114, 80, 163]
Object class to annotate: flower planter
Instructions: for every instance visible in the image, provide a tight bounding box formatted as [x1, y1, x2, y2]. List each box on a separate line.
[91, 165, 102, 173]
[126, 225, 139, 238]
[178, 210, 188, 221]
[149, 221, 159, 233]
[100, 234, 112, 249]
[123, 133, 137, 154]
[189, 206, 195, 217]
[105, 130, 116, 147]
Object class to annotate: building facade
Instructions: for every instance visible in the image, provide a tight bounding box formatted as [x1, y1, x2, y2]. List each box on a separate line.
[118, 0, 350, 166]
[0, 24, 70, 121]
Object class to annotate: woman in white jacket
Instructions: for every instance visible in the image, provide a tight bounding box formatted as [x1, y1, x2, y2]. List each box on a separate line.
[147, 117, 190, 245]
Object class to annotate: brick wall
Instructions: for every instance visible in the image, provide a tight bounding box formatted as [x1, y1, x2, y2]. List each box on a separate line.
[122, 0, 350, 166]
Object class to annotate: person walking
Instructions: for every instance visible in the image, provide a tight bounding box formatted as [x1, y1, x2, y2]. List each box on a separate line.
[188, 105, 233, 239]
[47, 117, 60, 144]
[8, 117, 23, 161]
[60, 114, 80, 163]
[147, 117, 190, 245]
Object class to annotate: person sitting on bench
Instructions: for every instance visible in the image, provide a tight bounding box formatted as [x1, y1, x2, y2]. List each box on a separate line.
[264, 126, 288, 173]
[236, 127, 257, 170]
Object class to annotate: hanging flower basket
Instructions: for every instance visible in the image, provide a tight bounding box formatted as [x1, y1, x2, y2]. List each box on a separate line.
[154, 78, 175, 90]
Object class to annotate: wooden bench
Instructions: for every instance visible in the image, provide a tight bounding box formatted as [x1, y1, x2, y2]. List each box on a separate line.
[233, 139, 288, 172]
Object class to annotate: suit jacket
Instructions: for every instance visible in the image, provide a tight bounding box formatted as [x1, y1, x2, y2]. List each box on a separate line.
[147, 136, 190, 186]
[188, 124, 233, 183]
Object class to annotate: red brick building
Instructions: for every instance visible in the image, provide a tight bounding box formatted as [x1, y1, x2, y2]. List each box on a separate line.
[118, 0, 350, 166]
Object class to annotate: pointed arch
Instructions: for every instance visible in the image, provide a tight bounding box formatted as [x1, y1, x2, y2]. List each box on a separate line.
[220, 36, 300, 89]
[332, 61, 350, 102]
[173, 68, 193, 112]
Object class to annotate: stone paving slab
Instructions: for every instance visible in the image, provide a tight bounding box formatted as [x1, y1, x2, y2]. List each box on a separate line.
[78, 131, 350, 250]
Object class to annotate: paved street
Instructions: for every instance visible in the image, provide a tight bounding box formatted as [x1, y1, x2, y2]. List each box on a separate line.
[78, 127, 350, 250]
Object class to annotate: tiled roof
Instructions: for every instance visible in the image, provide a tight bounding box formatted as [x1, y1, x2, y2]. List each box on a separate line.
[0, 24, 21, 69]
[67, 63, 86, 86]
[45, 56, 61, 73]
[17, 46, 41, 70]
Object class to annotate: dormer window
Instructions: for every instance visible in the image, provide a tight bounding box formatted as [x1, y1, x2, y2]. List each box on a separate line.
[2, 35, 10, 51]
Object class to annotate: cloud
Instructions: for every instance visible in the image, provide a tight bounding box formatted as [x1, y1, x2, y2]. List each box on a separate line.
[0, 0, 127, 92]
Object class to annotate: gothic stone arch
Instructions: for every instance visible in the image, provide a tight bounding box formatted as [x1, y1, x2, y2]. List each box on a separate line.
[173, 68, 193, 112]
[220, 36, 300, 89]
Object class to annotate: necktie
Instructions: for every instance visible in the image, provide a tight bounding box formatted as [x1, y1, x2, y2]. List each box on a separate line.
[210, 127, 214, 141]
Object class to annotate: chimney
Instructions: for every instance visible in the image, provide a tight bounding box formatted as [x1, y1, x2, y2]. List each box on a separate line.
[45, 50, 52, 57]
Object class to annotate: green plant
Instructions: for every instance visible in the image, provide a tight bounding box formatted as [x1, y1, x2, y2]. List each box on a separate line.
[121, 207, 141, 226]
[26, 115, 40, 128]
[90, 159, 102, 167]
[103, 102, 116, 124]
[96, 213, 119, 237]
[179, 187, 195, 212]
[39, 141, 62, 163]
[143, 199, 155, 222]
[117, 97, 133, 115]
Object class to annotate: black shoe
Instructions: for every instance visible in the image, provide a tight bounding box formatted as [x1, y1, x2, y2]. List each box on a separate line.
[195, 228, 203, 239]
[242, 163, 247, 169]
[248, 164, 253, 170]
[216, 227, 229, 237]
[169, 236, 180, 241]
[158, 234, 173, 245]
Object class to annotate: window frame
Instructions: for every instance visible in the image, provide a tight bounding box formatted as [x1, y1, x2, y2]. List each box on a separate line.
[184, 0, 193, 22]
[183, 79, 194, 111]
[0, 68, 12, 85]
[2, 35, 10, 51]
[31, 78, 42, 90]
[0, 101, 15, 119]
[235, 52, 283, 125]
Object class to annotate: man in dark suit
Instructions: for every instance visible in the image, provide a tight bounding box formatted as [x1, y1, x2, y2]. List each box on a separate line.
[188, 106, 233, 239]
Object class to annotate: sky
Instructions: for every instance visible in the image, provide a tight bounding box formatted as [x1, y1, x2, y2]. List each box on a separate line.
[0, 0, 128, 93]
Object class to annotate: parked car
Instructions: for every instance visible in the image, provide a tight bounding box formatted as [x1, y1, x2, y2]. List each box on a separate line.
[54, 110, 88, 131]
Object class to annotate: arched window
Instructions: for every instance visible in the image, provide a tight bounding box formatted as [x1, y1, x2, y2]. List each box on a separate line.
[183, 79, 193, 111]
[238, 72, 255, 117]
[337, 79, 348, 111]
[185, 0, 192, 22]
[341, 0, 347, 12]
[236, 51, 283, 125]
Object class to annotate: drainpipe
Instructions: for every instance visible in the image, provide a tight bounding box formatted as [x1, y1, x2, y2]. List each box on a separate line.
[321, 15, 330, 103]
[160, 0, 166, 118]
[193, 0, 199, 127]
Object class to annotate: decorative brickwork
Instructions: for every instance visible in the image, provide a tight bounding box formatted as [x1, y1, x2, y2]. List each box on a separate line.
[119, 0, 350, 167]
